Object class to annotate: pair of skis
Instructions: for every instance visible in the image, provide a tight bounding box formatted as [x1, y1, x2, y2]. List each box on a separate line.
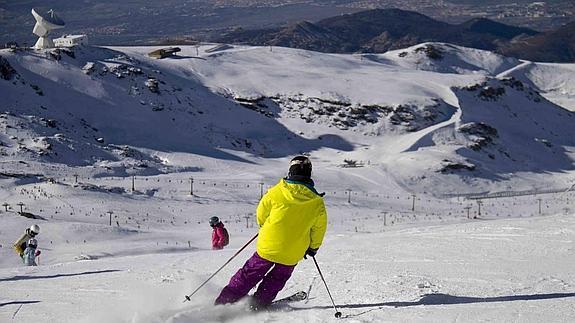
[256, 291, 307, 312]
[271, 291, 308, 305]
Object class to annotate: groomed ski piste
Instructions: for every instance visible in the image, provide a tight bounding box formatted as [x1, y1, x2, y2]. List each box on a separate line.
[1, 42, 575, 322]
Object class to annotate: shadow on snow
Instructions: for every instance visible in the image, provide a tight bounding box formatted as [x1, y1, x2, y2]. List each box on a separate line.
[300, 292, 575, 318]
[0, 269, 121, 282]
[381, 292, 575, 307]
[0, 301, 41, 307]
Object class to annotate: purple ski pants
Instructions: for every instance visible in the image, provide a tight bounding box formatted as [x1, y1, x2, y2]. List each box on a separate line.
[214, 252, 295, 306]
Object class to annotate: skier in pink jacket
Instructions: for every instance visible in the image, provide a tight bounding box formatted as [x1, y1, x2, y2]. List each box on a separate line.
[210, 216, 229, 250]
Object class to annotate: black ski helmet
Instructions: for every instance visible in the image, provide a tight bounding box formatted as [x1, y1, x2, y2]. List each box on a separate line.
[209, 216, 220, 226]
[288, 155, 312, 179]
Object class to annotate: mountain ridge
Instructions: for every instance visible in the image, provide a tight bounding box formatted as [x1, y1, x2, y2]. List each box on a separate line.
[215, 8, 574, 63]
[216, 8, 540, 54]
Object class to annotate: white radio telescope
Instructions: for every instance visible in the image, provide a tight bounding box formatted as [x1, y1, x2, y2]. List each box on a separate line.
[31, 8, 65, 49]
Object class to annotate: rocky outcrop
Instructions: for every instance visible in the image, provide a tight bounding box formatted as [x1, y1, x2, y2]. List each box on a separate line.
[0, 56, 17, 80]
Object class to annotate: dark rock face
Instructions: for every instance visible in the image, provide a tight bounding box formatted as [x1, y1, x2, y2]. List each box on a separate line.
[440, 160, 476, 173]
[458, 122, 499, 151]
[414, 44, 444, 60]
[0, 56, 17, 80]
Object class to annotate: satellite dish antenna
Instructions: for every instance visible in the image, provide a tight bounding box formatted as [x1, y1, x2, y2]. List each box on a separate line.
[31, 8, 65, 49]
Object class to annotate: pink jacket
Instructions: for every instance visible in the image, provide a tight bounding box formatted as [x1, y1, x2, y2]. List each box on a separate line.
[212, 222, 227, 249]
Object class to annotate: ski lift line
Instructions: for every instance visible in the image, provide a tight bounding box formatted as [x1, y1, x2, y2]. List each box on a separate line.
[7, 200, 567, 232]
[11, 175, 572, 225]
[68, 176, 425, 202]
[76, 174, 461, 202]
[466, 187, 572, 200]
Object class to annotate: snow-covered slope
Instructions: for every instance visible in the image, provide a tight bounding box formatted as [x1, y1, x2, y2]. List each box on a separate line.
[1, 174, 574, 323]
[2, 42, 575, 323]
[2, 42, 575, 196]
[0, 46, 352, 170]
[117, 42, 575, 194]
[498, 61, 575, 111]
[382, 43, 521, 75]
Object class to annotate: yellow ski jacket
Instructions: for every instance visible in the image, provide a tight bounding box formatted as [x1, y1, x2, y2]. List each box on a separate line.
[13, 231, 32, 256]
[256, 178, 327, 265]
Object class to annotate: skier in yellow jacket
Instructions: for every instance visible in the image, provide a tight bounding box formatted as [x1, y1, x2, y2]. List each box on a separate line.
[215, 156, 327, 309]
[13, 224, 40, 263]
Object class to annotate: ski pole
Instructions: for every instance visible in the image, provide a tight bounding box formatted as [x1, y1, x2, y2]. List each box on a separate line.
[312, 256, 342, 318]
[183, 233, 258, 303]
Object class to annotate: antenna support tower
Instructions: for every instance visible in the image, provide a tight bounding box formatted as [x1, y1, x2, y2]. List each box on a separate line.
[31, 8, 65, 49]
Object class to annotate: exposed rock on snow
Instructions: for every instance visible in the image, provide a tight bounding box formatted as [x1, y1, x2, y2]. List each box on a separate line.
[145, 78, 159, 93]
[0, 56, 17, 80]
[439, 159, 476, 173]
[414, 44, 444, 60]
[457, 122, 498, 151]
[82, 62, 95, 74]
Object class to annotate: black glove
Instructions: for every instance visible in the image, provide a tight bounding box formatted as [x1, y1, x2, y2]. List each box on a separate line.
[304, 247, 318, 259]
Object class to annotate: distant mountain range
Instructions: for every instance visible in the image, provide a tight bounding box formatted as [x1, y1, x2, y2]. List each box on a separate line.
[215, 8, 574, 62]
[499, 21, 575, 63]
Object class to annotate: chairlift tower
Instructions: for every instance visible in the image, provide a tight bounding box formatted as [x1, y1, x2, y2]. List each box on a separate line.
[31, 8, 65, 49]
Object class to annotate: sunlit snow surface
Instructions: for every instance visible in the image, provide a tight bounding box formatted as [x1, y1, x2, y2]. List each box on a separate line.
[1, 42, 575, 322]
